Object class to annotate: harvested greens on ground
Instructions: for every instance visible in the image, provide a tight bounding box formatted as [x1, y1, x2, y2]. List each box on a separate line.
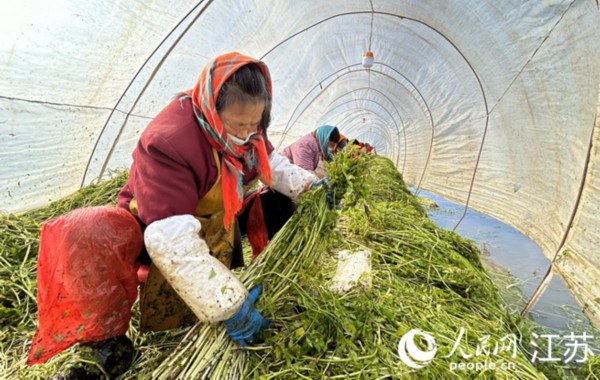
[2, 151, 598, 379]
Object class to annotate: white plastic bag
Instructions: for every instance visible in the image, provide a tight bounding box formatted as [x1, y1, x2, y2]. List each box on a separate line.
[329, 249, 372, 295]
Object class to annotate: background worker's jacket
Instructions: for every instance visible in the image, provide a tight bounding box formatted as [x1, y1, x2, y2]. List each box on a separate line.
[281, 132, 322, 172]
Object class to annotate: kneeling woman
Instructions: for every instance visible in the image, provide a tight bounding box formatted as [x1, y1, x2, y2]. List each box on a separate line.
[29, 52, 320, 378]
[118, 52, 319, 339]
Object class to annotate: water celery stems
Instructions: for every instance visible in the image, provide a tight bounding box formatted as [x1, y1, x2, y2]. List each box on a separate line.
[231, 153, 546, 378]
[148, 152, 586, 379]
[3, 154, 598, 378]
[150, 189, 336, 379]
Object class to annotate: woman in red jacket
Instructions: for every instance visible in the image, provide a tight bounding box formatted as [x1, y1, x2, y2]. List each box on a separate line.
[118, 51, 320, 334]
[30, 52, 322, 379]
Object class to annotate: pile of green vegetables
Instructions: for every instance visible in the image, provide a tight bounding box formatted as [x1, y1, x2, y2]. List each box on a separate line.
[1, 151, 598, 379]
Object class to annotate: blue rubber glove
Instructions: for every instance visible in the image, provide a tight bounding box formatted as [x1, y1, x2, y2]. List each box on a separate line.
[223, 284, 270, 346]
[309, 178, 339, 209]
[309, 177, 332, 190]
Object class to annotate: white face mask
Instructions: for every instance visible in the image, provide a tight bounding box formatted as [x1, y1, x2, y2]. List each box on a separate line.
[227, 131, 257, 146]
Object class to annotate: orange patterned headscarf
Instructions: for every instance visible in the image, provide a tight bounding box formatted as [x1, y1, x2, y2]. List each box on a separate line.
[190, 52, 272, 230]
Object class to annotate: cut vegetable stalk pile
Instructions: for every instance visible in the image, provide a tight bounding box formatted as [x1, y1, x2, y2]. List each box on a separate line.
[139, 149, 600, 379]
[2, 152, 598, 379]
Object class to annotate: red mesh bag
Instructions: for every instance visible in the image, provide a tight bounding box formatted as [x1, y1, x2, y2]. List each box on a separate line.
[27, 206, 143, 365]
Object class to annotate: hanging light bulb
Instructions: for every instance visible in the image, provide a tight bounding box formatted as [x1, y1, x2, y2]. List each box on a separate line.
[362, 51, 374, 68]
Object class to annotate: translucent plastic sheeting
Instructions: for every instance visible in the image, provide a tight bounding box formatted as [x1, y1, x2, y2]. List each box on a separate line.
[1, 1, 599, 326]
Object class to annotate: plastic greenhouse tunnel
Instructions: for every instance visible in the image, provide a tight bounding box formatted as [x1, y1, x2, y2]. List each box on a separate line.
[1, 1, 600, 379]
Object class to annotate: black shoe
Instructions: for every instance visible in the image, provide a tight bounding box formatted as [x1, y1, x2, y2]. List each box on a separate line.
[93, 335, 134, 379]
[51, 336, 134, 380]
